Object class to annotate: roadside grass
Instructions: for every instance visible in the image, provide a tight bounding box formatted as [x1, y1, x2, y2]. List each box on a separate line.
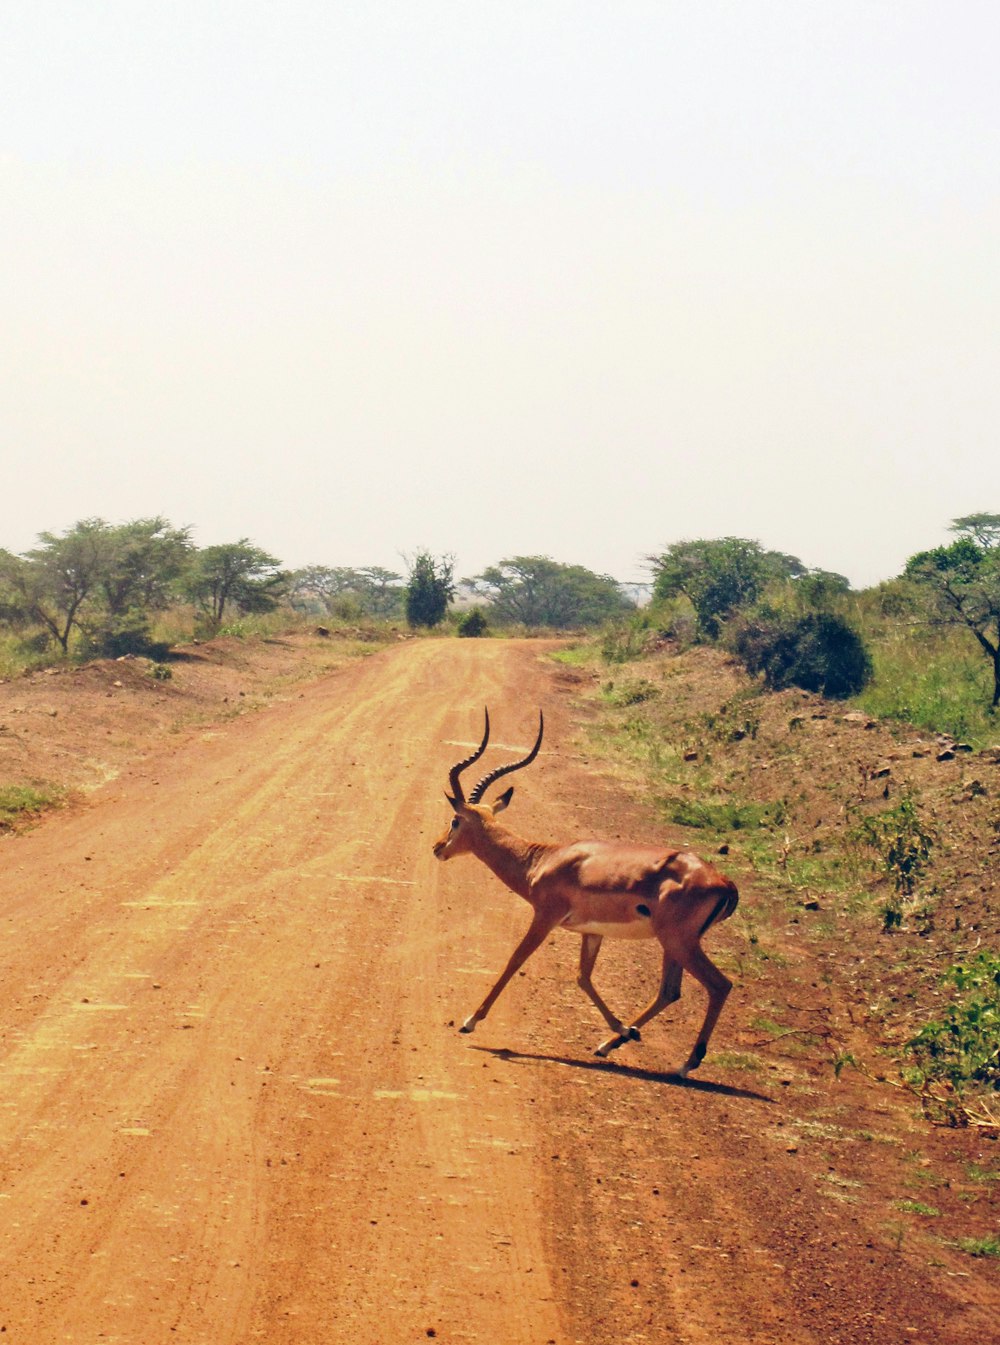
[0, 783, 64, 831]
[965, 1163, 999, 1185]
[952, 1235, 1000, 1258]
[0, 610, 396, 683]
[551, 644, 597, 668]
[818, 1172, 863, 1202]
[710, 1050, 765, 1072]
[0, 631, 55, 680]
[894, 1199, 941, 1217]
[561, 629, 1000, 1133]
[853, 623, 998, 747]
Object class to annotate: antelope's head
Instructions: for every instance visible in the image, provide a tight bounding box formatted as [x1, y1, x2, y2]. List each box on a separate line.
[433, 708, 544, 861]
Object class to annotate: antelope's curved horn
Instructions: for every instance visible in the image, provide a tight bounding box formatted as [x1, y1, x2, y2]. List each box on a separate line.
[469, 711, 544, 803]
[448, 708, 491, 803]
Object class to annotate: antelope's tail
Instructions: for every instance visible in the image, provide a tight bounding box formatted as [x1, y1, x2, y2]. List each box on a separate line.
[700, 881, 739, 935]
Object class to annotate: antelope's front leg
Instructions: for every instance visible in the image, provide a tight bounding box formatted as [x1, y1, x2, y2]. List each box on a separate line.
[595, 954, 683, 1057]
[594, 1025, 642, 1057]
[460, 909, 560, 1035]
[576, 934, 634, 1053]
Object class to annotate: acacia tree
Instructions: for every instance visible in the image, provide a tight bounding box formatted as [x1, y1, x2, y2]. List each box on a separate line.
[648, 538, 772, 639]
[0, 518, 193, 656]
[287, 565, 405, 619]
[465, 556, 632, 628]
[905, 514, 1000, 710]
[184, 540, 285, 633]
[646, 538, 825, 639]
[97, 518, 193, 617]
[355, 567, 406, 618]
[0, 519, 113, 654]
[287, 566, 365, 612]
[405, 551, 454, 628]
[89, 517, 193, 654]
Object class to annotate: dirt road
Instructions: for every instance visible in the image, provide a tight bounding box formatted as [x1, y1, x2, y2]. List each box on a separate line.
[0, 639, 995, 1343]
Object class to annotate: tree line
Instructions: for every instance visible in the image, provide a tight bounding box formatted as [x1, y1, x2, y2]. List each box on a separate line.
[0, 520, 283, 658]
[643, 513, 1000, 711]
[0, 518, 633, 660]
[2, 512, 997, 714]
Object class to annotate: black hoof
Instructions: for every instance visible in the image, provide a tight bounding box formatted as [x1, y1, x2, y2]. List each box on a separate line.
[595, 1026, 640, 1057]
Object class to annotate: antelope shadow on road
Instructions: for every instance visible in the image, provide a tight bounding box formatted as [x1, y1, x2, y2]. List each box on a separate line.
[471, 1044, 775, 1104]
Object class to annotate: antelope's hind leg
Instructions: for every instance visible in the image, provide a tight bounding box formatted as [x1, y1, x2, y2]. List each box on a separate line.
[672, 944, 732, 1079]
[595, 952, 682, 1058]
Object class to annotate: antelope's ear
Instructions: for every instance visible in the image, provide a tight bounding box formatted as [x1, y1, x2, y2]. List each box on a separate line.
[492, 786, 514, 814]
[445, 792, 460, 811]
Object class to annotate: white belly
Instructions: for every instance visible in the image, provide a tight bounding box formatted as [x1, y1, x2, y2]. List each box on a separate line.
[561, 918, 656, 941]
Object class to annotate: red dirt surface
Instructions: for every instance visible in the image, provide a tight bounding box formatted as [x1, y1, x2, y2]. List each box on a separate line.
[0, 634, 997, 1343]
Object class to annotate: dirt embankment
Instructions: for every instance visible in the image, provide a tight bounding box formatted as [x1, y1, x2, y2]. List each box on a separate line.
[0, 633, 996, 1345]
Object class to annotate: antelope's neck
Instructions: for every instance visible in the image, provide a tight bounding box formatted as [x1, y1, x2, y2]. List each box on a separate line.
[474, 822, 549, 901]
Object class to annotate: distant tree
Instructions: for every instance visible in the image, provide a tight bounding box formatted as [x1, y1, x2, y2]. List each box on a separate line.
[286, 566, 360, 611]
[356, 566, 406, 618]
[763, 551, 810, 582]
[184, 540, 285, 633]
[793, 569, 852, 609]
[905, 514, 1000, 709]
[648, 538, 779, 639]
[0, 550, 37, 631]
[405, 551, 454, 628]
[466, 556, 632, 629]
[287, 565, 405, 619]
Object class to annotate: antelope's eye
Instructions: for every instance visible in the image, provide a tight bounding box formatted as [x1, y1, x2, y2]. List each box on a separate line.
[450, 817, 461, 830]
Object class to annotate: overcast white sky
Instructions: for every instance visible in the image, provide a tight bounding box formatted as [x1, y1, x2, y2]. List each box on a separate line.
[2, 2, 998, 589]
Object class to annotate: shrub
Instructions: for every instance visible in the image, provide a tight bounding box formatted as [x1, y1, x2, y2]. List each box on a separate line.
[405, 551, 454, 629]
[729, 611, 872, 698]
[600, 616, 650, 663]
[457, 607, 489, 638]
[852, 794, 934, 900]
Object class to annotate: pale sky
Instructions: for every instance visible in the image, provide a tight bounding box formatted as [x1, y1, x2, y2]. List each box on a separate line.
[2, 2, 998, 589]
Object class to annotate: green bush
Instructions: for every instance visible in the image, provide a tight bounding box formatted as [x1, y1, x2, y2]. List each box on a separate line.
[456, 607, 489, 638]
[729, 611, 872, 698]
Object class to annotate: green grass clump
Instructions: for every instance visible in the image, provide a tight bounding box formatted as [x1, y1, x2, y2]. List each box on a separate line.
[603, 677, 660, 707]
[663, 795, 786, 832]
[0, 784, 63, 830]
[902, 951, 1000, 1124]
[855, 625, 997, 745]
[953, 1235, 1000, 1258]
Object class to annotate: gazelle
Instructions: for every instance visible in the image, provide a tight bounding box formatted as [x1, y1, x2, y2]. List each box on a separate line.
[433, 710, 739, 1076]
